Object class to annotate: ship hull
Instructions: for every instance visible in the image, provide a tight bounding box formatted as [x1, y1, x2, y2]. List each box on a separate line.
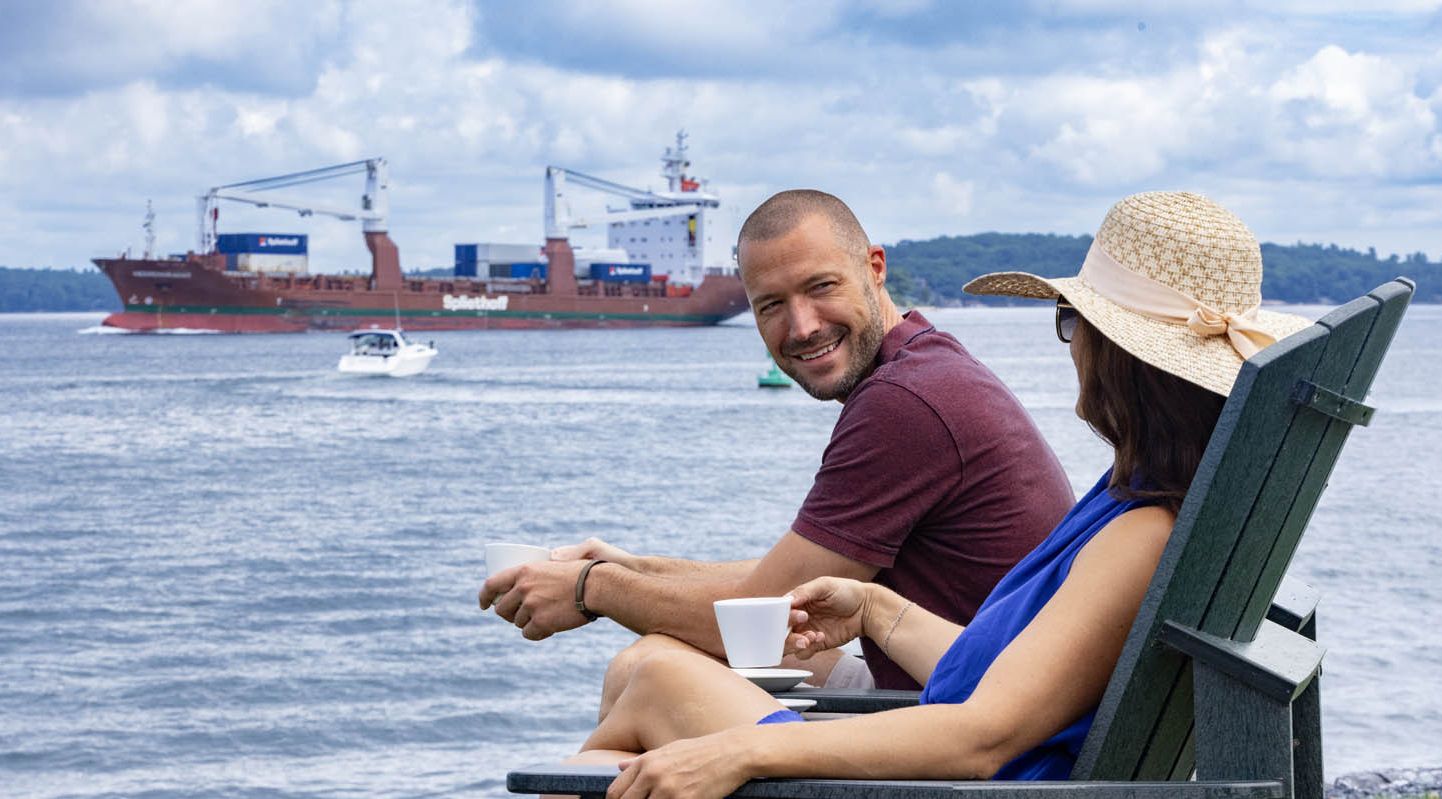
[93, 256, 751, 333]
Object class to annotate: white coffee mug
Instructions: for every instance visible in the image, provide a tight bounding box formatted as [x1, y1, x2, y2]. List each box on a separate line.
[713, 596, 792, 668]
[486, 542, 551, 574]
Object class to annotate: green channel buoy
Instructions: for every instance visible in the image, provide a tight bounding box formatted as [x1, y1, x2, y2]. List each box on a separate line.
[757, 358, 792, 389]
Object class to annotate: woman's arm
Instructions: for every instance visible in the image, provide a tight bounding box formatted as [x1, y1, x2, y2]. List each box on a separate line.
[609, 505, 1175, 797]
[787, 577, 962, 686]
[858, 584, 964, 686]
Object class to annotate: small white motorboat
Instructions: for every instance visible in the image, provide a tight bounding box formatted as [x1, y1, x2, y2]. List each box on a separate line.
[337, 329, 437, 377]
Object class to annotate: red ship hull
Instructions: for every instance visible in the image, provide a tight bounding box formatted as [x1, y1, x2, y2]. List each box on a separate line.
[93, 249, 751, 333]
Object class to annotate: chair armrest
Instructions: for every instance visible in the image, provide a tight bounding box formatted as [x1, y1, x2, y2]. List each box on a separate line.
[1160, 618, 1324, 703]
[507, 763, 1285, 798]
[770, 687, 920, 713]
[1265, 576, 1319, 638]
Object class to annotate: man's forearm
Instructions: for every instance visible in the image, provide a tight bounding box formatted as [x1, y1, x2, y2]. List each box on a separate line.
[630, 555, 760, 581]
[583, 562, 746, 656]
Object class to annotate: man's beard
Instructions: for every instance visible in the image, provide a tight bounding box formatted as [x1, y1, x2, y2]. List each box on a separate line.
[784, 286, 886, 401]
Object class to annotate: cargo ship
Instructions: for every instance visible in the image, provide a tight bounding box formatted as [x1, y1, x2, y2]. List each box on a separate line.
[93, 133, 751, 332]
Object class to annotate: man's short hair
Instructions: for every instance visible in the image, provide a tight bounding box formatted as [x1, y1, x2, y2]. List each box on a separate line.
[737, 190, 870, 261]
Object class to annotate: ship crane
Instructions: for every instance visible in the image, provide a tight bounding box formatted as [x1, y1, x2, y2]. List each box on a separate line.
[543, 166, 710, 238]
[543, 131, 722, 287]
[196, 158, 403, 291]
[544, 132, 717, 239]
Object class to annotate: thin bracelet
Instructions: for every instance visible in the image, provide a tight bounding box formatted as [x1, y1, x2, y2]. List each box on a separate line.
[574, 559, 607, 621]
[880, 600, 914, 656]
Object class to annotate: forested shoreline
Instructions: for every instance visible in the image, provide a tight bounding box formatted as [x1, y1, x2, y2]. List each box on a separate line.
[882, 233, 1439, 306]
[4, 234, 1436, 312]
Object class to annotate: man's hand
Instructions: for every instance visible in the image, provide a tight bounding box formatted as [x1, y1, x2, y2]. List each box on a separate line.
[551, 537, 638, 570]
[478, 559, 593, 640]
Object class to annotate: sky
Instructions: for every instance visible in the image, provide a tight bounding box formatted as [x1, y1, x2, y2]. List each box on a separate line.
[2, 0, 1441, 274]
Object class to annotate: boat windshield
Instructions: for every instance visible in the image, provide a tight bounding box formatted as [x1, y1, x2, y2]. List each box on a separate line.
[350, 332, 400, 355]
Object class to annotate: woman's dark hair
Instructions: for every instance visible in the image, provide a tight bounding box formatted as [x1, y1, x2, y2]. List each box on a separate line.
[1072, 316, 1227, 513]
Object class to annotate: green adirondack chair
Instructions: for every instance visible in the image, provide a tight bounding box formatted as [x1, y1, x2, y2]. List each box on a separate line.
[507, 279, 1415, 799]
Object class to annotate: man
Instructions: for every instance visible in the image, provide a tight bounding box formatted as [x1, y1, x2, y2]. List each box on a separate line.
[480, 190, 1073, 700]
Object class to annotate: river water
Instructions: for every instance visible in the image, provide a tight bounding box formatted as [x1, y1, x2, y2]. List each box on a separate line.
[1, 304, 1438, 797]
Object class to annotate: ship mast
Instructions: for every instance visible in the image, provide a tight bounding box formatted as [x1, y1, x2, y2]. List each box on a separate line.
[661, 130, 689, 192]
[142, 200, 156, 260]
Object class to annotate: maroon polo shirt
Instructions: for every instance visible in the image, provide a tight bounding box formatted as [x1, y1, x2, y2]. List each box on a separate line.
[792, 310, 1074, 689]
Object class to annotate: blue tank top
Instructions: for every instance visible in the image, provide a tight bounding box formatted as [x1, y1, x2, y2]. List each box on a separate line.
[918, 471, 1155, 780]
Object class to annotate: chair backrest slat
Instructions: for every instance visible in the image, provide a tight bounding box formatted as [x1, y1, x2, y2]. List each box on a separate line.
[1204, 296, 1379, 643]
[1072, 279, 1413, 782]
[1230, 283, 1412, 636]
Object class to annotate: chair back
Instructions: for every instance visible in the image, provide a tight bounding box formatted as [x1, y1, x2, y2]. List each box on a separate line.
[1073, 279, 1415, 780]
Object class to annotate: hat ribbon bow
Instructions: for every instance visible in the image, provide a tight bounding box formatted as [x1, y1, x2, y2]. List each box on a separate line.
[1078, 241, 1277, 359]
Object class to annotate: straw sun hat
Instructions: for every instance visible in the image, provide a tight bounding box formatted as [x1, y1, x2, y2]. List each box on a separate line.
[964, 191, 1312, 396]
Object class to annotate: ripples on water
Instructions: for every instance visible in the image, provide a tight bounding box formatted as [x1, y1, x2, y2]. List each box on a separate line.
[1, 306, 1438, 797]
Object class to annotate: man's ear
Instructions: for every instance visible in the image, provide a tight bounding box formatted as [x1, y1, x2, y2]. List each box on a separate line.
[867, 245, 887, 286]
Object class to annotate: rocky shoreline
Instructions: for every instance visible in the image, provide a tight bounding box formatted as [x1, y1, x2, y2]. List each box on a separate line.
[1329, 767, 1442, 798]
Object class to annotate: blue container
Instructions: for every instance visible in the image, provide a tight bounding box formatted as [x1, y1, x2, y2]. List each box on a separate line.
[489, 262, 547, 279]
[454, 244, 479, 277]
[216, 233, 308, 255]
[589, 263, 651, 282]
[507, 262, 547, 280]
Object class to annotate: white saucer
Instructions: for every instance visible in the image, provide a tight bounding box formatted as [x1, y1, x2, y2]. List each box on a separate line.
[732, 667, 812, 692]
[777, 697, 816, 711]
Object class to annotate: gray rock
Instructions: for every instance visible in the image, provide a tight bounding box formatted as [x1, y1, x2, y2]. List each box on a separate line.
[1328, 767, 1442, 798]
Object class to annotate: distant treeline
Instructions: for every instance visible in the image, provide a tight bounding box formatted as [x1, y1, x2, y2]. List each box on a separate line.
[0, 267, 120, 312]
[883, 233, 1438, 306]
[2, 236, 1435, 312]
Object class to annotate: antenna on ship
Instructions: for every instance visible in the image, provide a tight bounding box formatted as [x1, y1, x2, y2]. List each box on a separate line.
[142, 200, 156, 260]
[662, 130, 690, 192]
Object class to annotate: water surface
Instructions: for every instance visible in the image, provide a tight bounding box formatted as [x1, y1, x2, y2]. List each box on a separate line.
[1, 305, 1438, 797]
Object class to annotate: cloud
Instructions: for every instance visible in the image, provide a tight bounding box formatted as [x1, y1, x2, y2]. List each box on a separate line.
[930, 172, 975, 218]
[470, 0, 848, 80]
[0, 0, 345, 97]
[1, 0, 1441, 273]
[1268, 44, 1442, 178]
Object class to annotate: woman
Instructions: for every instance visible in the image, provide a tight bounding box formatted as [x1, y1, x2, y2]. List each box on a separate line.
[572, 192, 1313, 798]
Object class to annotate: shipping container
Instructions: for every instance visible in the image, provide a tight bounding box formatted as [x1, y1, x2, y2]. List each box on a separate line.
[476, 243, 543, 263]
[489, 262, 547, 280]
[589, 263, 652, 283]
[235, 253, 309, 273]
[216, 233, 308, 255]
[455, 243, 479, 277]
[571, 246, 631, 272]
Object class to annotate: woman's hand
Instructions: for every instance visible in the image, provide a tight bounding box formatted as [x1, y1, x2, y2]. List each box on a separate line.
[551, 536, 638, 570]
[786, 576, 872, 658]
[607, 729, 751, 799]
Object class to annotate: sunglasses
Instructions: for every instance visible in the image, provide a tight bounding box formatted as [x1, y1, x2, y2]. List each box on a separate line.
[1055, 300, 1078, 343]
